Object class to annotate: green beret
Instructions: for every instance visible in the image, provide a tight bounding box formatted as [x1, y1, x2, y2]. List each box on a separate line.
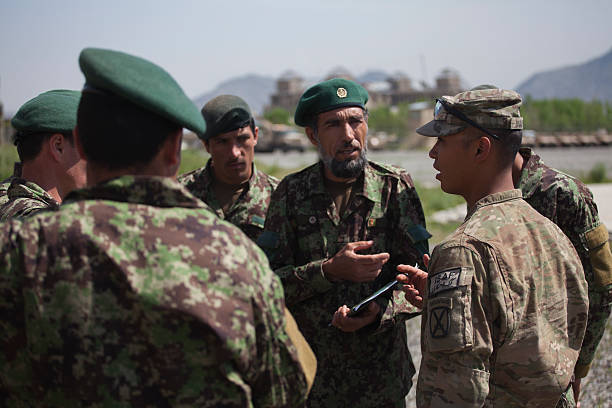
[417, 86, 523, 137]
[79, 47, 206, 136]
[294, 78, 369, 127]
[201, 95, 252, 141]
[12, 89, 80, 136]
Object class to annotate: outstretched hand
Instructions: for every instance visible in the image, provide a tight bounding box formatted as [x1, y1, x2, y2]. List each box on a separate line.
[396, 257, 429, 308]
[323, 241, 390, 282]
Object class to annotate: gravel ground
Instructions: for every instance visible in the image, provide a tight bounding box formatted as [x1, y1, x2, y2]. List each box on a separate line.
[402, 314, 612, 407]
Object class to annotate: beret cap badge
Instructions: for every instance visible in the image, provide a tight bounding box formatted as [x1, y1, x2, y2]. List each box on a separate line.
[336, 87, 348, 98]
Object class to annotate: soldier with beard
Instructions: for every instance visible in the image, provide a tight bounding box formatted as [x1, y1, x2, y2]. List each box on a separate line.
[258, 78, 430, 407]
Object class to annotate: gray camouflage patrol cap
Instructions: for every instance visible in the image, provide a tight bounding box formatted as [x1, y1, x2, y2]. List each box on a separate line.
[416, 86, 523, 137]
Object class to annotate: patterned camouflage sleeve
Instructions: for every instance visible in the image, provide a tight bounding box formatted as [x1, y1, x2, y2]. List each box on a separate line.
[417, 243, 495, 407]
[0, 198, 52, 220]
[377, 171, 430, 326]
[258, 179, 334, 306]
[245, 243, 312, 407]
[553, 185, 612, 376]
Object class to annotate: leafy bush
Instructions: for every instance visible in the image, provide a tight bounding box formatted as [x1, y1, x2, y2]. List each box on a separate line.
[0, 144, 19, 180]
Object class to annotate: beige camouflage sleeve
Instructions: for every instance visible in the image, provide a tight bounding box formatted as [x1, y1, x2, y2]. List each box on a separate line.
[417, 243, 501, 407]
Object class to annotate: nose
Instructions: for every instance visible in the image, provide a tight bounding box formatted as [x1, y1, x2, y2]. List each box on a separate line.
[341, 122, 356, 144]
[428, 141, 438, 159]
[230, 143, 242, 158]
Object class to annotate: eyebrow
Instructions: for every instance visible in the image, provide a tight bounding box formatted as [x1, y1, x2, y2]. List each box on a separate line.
[322, 113, 364, 127]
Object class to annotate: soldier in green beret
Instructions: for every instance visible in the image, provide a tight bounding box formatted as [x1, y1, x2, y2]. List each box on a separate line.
[258, 78, 430, 407]
[0, 48, 314, 407]
[179, 94, 278, 241]
[0, 90, 86, 219]
[396, 87, 589, 407]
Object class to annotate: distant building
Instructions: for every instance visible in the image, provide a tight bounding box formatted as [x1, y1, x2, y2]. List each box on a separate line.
[266, 68, 465, 113]
[269, 70, 304, 113]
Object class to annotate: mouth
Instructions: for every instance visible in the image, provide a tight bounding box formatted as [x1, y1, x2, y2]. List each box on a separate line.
[227, 161, 246, 170]
[336, 146, 360, 158]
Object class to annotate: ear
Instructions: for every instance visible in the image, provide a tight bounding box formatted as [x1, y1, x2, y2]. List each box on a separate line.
[253, 126, 259, 146]
[165, 129, 183, 168]
[203, 139, 211, 154]
[305, 127, 319, 147]
[48, 133, 64, 162]
[474, 136, 492, 163]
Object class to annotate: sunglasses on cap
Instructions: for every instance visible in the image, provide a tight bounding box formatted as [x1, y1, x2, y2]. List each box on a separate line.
[435, 98, 499, 140]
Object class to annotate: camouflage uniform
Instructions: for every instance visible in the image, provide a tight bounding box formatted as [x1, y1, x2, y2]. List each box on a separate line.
[0, 162, 22, 206]
[517, 147, 612, 378]
[0, 177, 58, 220]
[418, 190, 589, 407]
[258, 160, 430, 408]
[0, 175, 309, 407]
[179, 160, 278, 241]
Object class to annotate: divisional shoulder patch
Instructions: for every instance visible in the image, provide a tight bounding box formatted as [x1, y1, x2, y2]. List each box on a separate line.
[430, 267, 461, 296]
[429, 306, 450, 338]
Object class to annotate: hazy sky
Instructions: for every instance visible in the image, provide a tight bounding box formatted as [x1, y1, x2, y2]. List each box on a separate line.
[1, 0, 611, 115]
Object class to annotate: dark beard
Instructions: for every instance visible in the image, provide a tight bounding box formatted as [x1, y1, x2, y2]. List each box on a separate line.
[319, 144, 368, 179]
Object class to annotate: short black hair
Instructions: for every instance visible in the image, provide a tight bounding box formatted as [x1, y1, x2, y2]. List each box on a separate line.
[464, 127, 522, 167]
[77, 92, 181, 170]
[14, 131, 74, 162]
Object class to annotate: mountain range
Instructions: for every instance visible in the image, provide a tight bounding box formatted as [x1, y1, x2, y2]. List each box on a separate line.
[516, 47, 612, 101]
[191, 47, 612, 113]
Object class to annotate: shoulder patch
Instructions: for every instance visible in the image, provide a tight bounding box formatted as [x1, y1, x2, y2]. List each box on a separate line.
[429, 267, 462, 296]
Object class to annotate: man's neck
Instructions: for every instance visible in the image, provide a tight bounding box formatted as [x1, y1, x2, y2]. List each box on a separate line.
[21, 161, 62, 203]
[322, 165, 358, 184]
[511, 151, 525, 187]
[464, 170, 516, 213]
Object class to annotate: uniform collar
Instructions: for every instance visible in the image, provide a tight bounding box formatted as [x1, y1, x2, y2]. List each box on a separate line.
[517, 147, 544, 200]
[466, 189, 523, 220]
[303, 161, 380, 203]
[64, 175, 207, 209]
[7, 178, 58, 207]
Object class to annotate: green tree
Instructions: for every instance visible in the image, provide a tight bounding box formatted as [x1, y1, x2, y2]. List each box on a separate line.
[263, 107, 291, 125]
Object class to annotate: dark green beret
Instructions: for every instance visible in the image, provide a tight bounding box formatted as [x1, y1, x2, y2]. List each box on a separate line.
[12, 89, 80, 136]
[201, 95, 252, 141]
[79, 47, 206, 136]
[294, 78, 369, 127]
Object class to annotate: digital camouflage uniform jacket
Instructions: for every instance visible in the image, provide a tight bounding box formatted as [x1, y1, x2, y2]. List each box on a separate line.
[179, 160, 279, 241]
[0, 175, 309, 407]
[418, 190, 588, 407]
[0, 177, 58, 220]
[258, 161, 430, 408]
[0, 162, 22, 207]
[518, 147, 612, 377]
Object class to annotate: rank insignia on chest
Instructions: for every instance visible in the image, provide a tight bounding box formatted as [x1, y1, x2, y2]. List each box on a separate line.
[429, 267, 461, 296]
[308, 216, 317, 224]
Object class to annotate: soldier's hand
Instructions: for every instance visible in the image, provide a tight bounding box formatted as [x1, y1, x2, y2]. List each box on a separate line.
[322, 241, 389, 282]
[396, 264, 428, 309]
[331, 302, 380, 332]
